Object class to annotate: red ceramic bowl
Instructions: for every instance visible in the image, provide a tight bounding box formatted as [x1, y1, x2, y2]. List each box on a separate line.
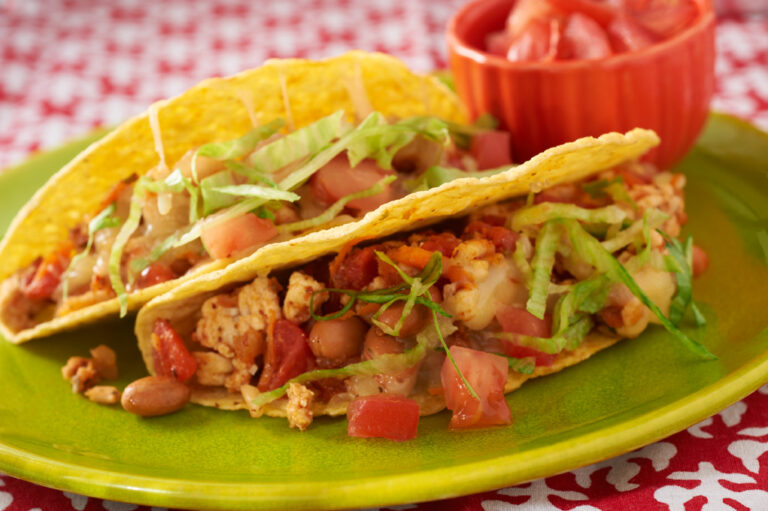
[447, 0, 716, 169]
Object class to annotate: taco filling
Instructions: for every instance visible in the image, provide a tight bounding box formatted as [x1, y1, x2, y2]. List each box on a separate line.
[138, 161, 711, 439]
[0, 112, 510, 334]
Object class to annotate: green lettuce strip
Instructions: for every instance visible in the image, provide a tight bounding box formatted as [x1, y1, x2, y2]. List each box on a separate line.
[197, 118, 286, 162]
[560, 218, 715, 360]
[660, 231, 706, 328]
[499, 315, 594, 355]
[511, 203, 627, 231]
[276, 176, 395, 234]
[108, 177, 149, 316]
[526, 220, 560, 320]
[62, 203, 122, 303]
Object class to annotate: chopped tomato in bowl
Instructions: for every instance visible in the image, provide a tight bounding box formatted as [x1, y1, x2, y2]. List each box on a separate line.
[447, 0, 715, 168]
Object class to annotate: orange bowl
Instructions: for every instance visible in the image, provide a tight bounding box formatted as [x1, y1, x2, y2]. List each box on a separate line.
[447, 0, 716, 168]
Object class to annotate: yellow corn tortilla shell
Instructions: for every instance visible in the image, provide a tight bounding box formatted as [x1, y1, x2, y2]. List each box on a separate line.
[134, 128, 659, 414]
[0, 51, 467, 343]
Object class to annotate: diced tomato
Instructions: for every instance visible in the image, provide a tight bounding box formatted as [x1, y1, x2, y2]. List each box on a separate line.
[480, 215, 507, 227]
[420, 232, 461, 258]
[465, 221, 519, 252]
[628, 0, 697, 39]
[20, 246, 71, 301]
[201, 213, 277, 259]
[607, 14, 657, 52]
[387, 245, 434, 270]
[547, 0, 618, 26]
[135, 262, 176, 289]
[505, 0, 562, 39]
[441, 346, 511, 429]
[558, 13, 613, 60]
[152, 318, 198, 383]
[496, 306, 552, 337]
[507, 19, 559, 62]
[691, 244, 709, 278]
[347, 394, 420, 441]
[502, 342, 557, 367]
[470, 131, 512, 170]
[257, 319, 316, 392]
[486, 30, 514, 56]
[310, 156, 394, 213]
[332, 246, 378, 291]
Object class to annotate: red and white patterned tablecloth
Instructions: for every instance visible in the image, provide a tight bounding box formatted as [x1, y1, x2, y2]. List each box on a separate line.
[1, 1, 767, 510]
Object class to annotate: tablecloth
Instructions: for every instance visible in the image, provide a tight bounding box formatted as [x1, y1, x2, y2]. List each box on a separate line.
[1, 1, 767, 510]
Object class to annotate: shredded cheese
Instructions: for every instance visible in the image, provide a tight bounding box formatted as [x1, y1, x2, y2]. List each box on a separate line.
[148, 101, 168, 176]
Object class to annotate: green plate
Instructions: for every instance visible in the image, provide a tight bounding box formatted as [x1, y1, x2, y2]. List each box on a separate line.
[0, 114, 766, 510]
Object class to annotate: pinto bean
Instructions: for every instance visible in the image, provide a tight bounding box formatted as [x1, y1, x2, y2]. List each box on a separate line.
[362, 327, 403, 360]
[362, 327, 420, 396]
[308, 317, 367, 361]
[121, 376, 190, 417]
[375, 302, 430, 338]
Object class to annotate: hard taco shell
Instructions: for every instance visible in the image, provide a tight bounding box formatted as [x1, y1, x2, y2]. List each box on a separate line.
[0, 51, 467, 343]
[134, 128, 658, 416]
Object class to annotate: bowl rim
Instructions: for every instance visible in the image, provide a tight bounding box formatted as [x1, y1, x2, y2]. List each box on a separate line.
[446, 0, 716, 70]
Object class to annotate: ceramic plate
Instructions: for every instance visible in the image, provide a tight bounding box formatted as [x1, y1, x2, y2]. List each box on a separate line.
[0, 114, 766, 510]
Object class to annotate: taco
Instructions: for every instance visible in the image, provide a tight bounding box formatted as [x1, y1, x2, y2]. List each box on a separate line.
[132, 128, 711, 437]
[0, 51, 493, 344]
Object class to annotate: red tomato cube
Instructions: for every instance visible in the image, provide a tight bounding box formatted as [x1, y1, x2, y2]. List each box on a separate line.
[347, 394, 420, 441]
[201, 213, 277, 259]
[441, 346, 511, 430]
[470, 131, 512, 170]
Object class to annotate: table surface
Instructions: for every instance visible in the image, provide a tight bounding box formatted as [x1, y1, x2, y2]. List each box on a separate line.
[1, 1, 767, 510]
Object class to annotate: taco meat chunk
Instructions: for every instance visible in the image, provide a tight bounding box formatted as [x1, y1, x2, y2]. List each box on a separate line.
[140, 162, 710, 439]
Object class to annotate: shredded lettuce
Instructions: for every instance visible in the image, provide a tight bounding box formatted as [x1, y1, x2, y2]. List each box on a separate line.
[212, 184, 300, 203]
[560, 218, 715, 360]
[552, 274, 611, 336]
[511, 203, 627, 231]
[175, 112, 454, 248]
[500, 315, 593, 355]
[224, 160, 278, 188]
[108, 178, 149, 316]
[602, 209, 668, 253]
[248, 111, 349, 174]
[62, 203, 122, 302]
[199, 171, 239, 216]
[513, 236, 533, 287]
[660, 231, 706, 328]
[582, 177, 638, 209]
[346, 116, 451, 170]
[276, 175, 395, 234]
[196, 118, 285, 162]
[526, 220, 560, 320]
